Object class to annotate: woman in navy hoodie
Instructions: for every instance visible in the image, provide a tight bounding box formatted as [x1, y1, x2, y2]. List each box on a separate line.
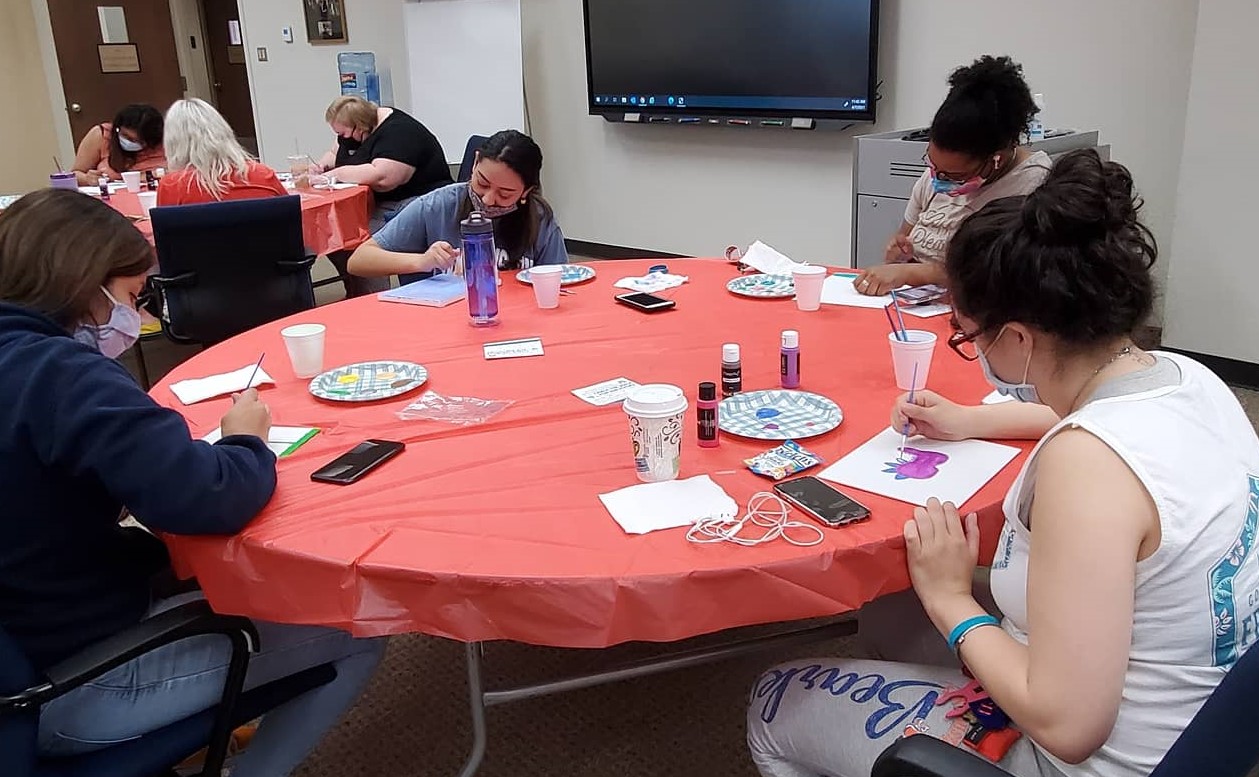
[0, 189, 383, 776]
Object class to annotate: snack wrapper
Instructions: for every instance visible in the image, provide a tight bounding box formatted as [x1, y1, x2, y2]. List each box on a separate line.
[745, 440, 823, 480]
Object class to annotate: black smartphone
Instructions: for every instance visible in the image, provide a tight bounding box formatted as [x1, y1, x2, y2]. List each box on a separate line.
[774, 476, 872, 527]
[896, 284, 948, 306]
[615, 292, 676, 312]
[310, 440, 405, 485]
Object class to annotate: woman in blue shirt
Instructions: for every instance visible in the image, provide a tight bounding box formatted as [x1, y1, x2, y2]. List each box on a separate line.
[348, 129, 568, 284]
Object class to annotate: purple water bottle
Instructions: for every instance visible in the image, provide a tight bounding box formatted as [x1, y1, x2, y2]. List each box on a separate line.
[460, 212, 499, 326]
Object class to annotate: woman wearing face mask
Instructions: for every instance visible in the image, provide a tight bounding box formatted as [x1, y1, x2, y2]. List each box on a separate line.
[314, 95, 453, 297]
[0, 189, 385, 777]
[747, 150, 1259, 777]
[347, 129, 567, 282]
[70, 103, 167, 187]
[854, 55, 1051, 296]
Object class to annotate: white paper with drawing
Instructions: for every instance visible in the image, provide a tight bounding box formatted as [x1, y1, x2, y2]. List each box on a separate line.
[820, 274, 907, 309]
[818, 428, 1020, 507]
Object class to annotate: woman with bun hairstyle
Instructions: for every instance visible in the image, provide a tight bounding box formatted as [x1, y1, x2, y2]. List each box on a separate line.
[855, 55, 1051, 295]
[748, 150, 1259, 777]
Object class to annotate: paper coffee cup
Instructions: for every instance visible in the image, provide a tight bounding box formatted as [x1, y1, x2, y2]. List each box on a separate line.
[888, 330, 937, 390]
[281, 323, 327, 378]
[530, 265, 563, 309]
[121, 171, 143, 193]
[792, 265, 828, 311]
[622, 384, 688, 483]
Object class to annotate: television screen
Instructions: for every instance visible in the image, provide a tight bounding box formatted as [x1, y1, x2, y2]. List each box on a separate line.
[583, 0, 879, 123]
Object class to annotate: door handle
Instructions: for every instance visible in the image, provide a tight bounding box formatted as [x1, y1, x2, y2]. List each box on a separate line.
[214, 82, 222, 89]
[70, 103, 82, 113]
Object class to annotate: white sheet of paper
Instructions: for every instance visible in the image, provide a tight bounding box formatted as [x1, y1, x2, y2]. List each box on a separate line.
[739, 240, 805, 276]
[600, 475, 740, 535]
[202, 426, 318, 457]
[982, 390, 1016, 405]
[820, 273, 906, 309]
[572, 377, 640, 406]
[483, 337, 544, 360]
[902, 303, 952, 319]
[169, 365, 275, 405]
[613, 273, 689, 293]
[818, 428, 1020, 508]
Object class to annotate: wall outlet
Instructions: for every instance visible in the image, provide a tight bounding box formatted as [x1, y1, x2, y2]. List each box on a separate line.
[256, 47, 268, 62]
[281, 26, 293, 43]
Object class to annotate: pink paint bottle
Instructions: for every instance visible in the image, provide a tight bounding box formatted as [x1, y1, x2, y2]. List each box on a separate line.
[781, 330, 800, 388]
[697, 381, 720, 448]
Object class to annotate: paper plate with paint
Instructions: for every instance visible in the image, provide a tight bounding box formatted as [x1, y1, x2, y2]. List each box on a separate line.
[719, 390, 842, 440]
[726, 274, 795, 299]
[516, 264, 597, 286]
[309, 361, 429, 402]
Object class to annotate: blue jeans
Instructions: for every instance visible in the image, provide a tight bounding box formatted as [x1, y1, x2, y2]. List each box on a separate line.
[37, 593, 386, 777]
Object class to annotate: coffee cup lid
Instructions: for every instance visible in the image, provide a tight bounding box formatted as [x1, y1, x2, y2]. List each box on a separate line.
[623, 383, 687, 418]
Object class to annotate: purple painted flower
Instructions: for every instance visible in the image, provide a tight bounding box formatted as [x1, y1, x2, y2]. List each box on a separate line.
[883, 448, 950, 480]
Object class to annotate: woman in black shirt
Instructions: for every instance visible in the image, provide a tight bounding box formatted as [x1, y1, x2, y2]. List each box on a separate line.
[314, 96, 453, 295]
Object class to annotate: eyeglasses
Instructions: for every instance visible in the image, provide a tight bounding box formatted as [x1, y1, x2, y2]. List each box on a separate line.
[921, 152, 993, 184]
[947, 314, 981, 361]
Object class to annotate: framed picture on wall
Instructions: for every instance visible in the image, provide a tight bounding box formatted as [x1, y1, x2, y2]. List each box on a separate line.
[304, 0, 348, 44]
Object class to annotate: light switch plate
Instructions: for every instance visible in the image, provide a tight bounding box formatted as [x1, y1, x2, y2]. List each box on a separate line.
[281, 25, 293, 43]
[256, 47, 268, 61]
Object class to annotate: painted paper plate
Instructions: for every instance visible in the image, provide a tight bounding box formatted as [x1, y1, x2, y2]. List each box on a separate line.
[309, 361, 429, 403]
[719, 390, 843, 440]
[516, 264, 597, 286]
[726, 274, 795, 299]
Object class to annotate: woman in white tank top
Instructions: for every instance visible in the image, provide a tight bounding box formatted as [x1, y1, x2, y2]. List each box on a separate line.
[747, 149, 1259, 777]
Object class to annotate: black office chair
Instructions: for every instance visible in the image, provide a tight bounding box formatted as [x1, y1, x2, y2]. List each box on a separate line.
[149, 196, 316, 347]
[458, 135, 490, 183]
[0, 598, 336, 777]
[871, 643, 1259, 777]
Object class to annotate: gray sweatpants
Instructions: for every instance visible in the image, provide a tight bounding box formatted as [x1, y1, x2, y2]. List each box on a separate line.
[746, 589, 1068, 777]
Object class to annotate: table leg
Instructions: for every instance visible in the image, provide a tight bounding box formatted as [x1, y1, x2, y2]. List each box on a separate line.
[456, 641, 489, 777]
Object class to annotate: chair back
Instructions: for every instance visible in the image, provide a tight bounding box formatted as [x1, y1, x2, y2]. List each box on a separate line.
[457, 135, 490, 183]
[0, 625, 41, 777]
[151, 196, 315, 345]
[1150, 645, 1259, 777]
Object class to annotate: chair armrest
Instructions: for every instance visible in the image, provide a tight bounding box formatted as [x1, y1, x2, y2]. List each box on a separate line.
[150, 271, 198, 290]
[872, 735, 1016, 777]
[276, 256, 317, 272]
[1, 600, 257, 711]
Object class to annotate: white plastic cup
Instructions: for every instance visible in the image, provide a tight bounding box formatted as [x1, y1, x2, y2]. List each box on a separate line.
[792, 265, 828, 311]
[136, 191, 157, 216]
[888, 330, 937, 391]
[622, 384, 688, 483]
[529, 265, 563, 309]
[281, 323, 327, 378]
[121, 171, 143, 193]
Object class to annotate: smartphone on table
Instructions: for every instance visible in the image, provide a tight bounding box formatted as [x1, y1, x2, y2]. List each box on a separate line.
[895, 284, 948, 306]
[773, 476, 871, 528]
[615, 292, 676, 313]
[310, 439, 405, 485]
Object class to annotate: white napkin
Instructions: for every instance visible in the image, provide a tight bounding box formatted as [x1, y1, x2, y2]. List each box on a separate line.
[739, 240, 806, 276]
[599, 475, 740, 535]
[613, 272, 690, 294]
[169, 365, 275, 405]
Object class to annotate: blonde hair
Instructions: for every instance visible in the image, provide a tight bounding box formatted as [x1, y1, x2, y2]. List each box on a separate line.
[325, 95, 378, 134]
[163, 98, 253, 200]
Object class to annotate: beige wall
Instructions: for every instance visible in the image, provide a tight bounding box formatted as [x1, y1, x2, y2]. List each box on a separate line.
[2, 0, 63, 193]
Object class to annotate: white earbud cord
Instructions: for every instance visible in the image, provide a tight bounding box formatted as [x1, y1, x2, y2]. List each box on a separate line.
[686, 492, 825, 547]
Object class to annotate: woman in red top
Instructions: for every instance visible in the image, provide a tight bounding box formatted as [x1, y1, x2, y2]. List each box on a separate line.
[157, 98, 286, 206]
[71, 104, 167, 186]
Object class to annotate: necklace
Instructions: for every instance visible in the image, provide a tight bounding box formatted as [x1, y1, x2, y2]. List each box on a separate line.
[1070, 345, 1137, 412]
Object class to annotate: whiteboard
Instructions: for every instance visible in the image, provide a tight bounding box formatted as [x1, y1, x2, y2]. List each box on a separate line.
[403, 0, 525, 163]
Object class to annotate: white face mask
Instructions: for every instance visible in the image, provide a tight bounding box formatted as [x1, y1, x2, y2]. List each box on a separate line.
[74, 287, 141, 359]
[118, 135, 144, 153]
[976, 326, 1041, 404]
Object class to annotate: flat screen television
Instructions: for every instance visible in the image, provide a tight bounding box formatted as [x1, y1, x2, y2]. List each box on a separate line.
[583, 0, 879, 124]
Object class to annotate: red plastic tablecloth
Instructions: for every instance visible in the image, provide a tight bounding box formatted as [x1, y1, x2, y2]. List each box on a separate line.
[151, 259, 1030, 647]
[112, 186, 372, 256]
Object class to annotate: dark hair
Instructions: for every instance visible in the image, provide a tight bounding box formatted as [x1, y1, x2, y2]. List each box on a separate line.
[946, 149, 1157, 349]
[0, 189, 154, 329]
[457, 129, 553, 270]
[109, 104, 164, 175]
[930, 55, 1038, 158]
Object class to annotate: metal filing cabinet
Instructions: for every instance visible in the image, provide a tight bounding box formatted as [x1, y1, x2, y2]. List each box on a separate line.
[850, 128, 1106, 268]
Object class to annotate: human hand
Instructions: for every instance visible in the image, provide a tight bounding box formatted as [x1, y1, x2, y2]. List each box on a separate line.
[79, 170, 102, 187]
[905, 498, 980, 611]
[220, 388, 272, 441]
[854, 263, 915, 296]
[422, 241, 460, 273]
[891, 390, 976, 441]
[884, 234, 915, 264]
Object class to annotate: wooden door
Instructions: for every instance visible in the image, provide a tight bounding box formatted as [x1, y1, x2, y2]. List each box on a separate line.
[47, 0, 184, 142]
[202, 0, 256, 140]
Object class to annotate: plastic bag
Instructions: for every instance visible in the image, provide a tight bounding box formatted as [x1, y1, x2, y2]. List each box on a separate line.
[396, 390, 514, 425]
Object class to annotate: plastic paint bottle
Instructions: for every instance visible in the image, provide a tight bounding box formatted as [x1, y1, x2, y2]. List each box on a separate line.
[697, 381, 720, 448]
[98, 175, 110, 201]
[781, 330, 800, 388]
[721, 343, 742, 398]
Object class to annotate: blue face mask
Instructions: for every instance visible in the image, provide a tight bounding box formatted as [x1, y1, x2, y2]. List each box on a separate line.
[118, 135, 144, 153]
[74, 287, 142, 359]
[976, 327, 1041, 404]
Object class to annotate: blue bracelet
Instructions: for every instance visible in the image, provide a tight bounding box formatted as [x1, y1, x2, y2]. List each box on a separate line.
[947, 615, 1000, 653]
